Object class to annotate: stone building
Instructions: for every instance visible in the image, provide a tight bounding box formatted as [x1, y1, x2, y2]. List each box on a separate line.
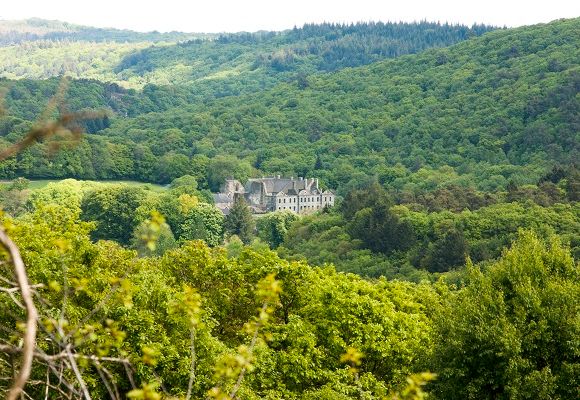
[213, 176, 335, 215]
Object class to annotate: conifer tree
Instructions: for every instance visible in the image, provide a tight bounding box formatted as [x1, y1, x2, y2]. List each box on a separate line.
[224, 197, 255, 244]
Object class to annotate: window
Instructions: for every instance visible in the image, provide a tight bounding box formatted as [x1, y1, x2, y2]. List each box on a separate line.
[278, 199, 281, 203]
[283, 198, 286, 203]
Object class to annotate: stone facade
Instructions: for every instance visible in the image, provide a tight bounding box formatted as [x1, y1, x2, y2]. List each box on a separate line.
[213, 176, 335, 215]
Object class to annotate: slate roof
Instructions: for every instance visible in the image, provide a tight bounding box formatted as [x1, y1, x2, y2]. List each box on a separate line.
[247, 178, 309, 195]
[213, 193, 233, 204]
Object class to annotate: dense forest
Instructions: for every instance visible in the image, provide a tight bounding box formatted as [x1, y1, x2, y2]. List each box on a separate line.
[0, 177, 578, 399]
[0, 19, 577, 191]
[0, 16, 578, 399]
[0, 20, 495, 88]
[0, 18, 201, 45]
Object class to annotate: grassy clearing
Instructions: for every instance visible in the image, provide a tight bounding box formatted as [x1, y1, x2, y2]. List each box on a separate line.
[2, 179, 167, 192]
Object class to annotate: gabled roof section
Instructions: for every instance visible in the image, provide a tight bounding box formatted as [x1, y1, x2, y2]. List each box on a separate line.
[213, 193, 233, 203]
[249, 177, 297, 195]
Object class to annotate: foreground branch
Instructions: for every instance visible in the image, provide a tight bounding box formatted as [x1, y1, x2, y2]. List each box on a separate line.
[0, 344, 130, 365]
[0, 228, 38, 400]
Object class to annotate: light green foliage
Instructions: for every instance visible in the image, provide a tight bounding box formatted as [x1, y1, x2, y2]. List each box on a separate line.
[0, 40, 151, 87]
[179, 203, 225, 246]
[169, 174, 199, 195]
[27, 178, 103, 211]
[169, 174, 213, 204]
[431, 231, 580, 399]
[389, 372, 437, 400]
[1, 198, 578, 399]
[130, 211, 177, 257]
[209, 273, 281, 399]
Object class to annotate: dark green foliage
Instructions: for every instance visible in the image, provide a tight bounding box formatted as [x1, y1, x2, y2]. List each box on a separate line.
[341, 183, 415, 255]
[257, 211, 300, 248]
[0, 19, 577, 193]
[278, 183, 579, 278]
[116, 21, 495, 84]
[80, 185, 146, 244]
[0, 177, 30, 216]
[539, 164, 580, 202]
[206, 156, 253, 192]
[431, 232, 580, 399]
[224, 197, 255, 244]
[341, 182, 393, 219]
[348, 204, 415, 255]
[420, 221, 467, 272]
[408, 184, 497, 212]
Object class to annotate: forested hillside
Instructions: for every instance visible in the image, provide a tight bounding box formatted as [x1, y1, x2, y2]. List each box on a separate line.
[0, 200, 578, 398]
[0, 15, 578, 399]
[0, 18, 576, 191]
[112, 22, 494, 90]
[0, 18, 200, 44]
[0, 20, 494, 88]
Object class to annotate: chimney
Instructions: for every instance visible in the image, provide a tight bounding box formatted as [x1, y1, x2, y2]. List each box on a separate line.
[277, 175, 281, 179]
[316, 178, 319, 189]
[299, 177, 303, 181]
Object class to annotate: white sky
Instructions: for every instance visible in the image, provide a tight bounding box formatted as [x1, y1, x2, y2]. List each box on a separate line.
[0, 0, 578, 33]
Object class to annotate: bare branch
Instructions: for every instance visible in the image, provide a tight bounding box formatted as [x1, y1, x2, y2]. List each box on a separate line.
[0, 343, 130, 365]
[93, 359, 118, 400]
[64, 344, 92, 400]
[44, 367, 49, 400]
[186, 328, 197, 400]
[0, 284, 44, 294]
[229, 303, 268, 399]
[0, 276, 17, 286]
[124, 362, 137, 390]
[0, 227, 38, 400]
